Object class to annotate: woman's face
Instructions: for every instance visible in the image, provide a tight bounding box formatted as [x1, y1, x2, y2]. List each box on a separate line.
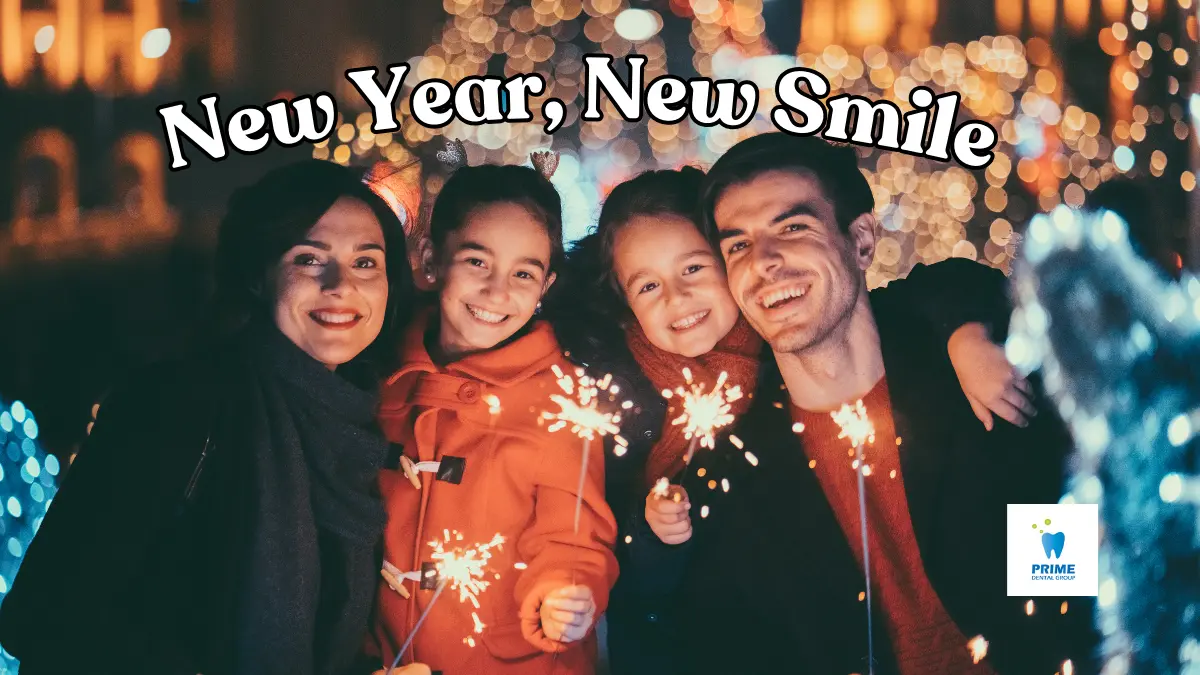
[435, 202, 556, 358]
[612, 214, 740, 357]
[270, 197, 389, 368]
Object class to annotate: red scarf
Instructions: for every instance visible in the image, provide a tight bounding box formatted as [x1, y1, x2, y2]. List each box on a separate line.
[625, 316, 763, 489]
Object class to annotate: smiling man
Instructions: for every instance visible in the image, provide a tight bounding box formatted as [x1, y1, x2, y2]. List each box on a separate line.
[675, 134, 1099, 674]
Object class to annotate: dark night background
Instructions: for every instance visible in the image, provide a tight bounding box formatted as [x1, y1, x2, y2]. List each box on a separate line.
[0, 0, 1194, 463]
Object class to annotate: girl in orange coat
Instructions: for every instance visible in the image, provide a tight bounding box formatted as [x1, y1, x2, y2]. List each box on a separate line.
[371, 162, 618, 675]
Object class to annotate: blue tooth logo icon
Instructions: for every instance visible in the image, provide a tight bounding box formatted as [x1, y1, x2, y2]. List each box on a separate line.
[1042, 531, 1066, 559]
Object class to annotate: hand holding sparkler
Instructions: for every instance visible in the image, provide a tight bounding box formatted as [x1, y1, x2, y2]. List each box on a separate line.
[538, 585, 597, 645]
[646, 478, 692, 545]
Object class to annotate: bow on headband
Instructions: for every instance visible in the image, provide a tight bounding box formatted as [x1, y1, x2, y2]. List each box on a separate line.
[433, 138, 560, 180]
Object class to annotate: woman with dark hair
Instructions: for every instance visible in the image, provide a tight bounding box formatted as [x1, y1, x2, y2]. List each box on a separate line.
[546, 165, 1044, 674]
[0, 160, 428, 675]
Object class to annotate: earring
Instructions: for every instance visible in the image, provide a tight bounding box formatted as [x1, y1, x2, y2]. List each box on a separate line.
[535, 301, 543, 314]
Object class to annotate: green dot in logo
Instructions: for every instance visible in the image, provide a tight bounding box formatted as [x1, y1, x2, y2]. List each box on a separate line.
[1045, 518, 1052, 526]
[1032, 524, 1038, 529]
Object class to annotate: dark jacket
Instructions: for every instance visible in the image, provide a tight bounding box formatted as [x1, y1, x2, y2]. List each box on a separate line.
[547, 250, 1031, 675]
[672, 280, 1099, 674]
[0, 349, 233, 674]
[0, 343, 386, 675]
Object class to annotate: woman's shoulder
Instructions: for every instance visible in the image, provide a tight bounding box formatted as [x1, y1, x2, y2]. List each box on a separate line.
[96, 343, 245, 425]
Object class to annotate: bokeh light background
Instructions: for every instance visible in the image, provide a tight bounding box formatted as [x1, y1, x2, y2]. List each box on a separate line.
[317, 0, 1197, 289]
[0, 401, 60, 672]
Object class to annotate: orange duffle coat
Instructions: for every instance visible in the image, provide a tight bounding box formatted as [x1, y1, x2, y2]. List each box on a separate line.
[372, 310, 619, 674]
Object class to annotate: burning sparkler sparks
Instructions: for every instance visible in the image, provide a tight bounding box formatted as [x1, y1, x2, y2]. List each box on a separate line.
[542, 365, 629, 533]
[832, 400, 875, 450]
[390, 531, 505, 667]
[485, 394, 502, 417]
[429, 530, 505, 609]
[664, 368, 743, 465]
[542, 365, 627, 445]
[967, 635, 989, 664]
[832, 399, 876, 675]
[652, 476, 671, 499]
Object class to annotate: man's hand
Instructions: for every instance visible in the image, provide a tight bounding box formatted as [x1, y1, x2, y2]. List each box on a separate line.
[645, 485, 693, 545]
[948, 323, 1036, 430]
[538, 585, 596, 644]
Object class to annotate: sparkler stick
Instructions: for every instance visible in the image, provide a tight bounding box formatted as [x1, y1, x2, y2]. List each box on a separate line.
[389, 531, 505, 670]
[542, 365, 627, 534]
[831, 399, 876, 675]
[573, 437, 590, 534]
[661, 368, 743, 485]
[391, 578, 447, 670]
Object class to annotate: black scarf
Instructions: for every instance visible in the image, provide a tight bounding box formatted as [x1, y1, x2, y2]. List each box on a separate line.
[230, 321, 388, 675]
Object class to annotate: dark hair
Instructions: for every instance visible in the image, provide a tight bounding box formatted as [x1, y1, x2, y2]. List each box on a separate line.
[589, 167, 707, 318]
[700, 133, 875, 242]
[1084, 176, 1181, 280]
[428, 164, 565, 273]
[212, 159, 415, 365]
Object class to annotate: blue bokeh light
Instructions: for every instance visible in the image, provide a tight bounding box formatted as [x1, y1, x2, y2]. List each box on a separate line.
[0, 397, 61, 673]
[1114, 145, 1135, 172]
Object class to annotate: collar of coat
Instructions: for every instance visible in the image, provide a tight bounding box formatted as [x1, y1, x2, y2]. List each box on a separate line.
[387, 308, 563, 388]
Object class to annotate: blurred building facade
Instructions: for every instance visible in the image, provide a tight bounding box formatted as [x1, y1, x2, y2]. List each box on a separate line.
[0, 0, 440, 456]
[0, 0, 440, 266]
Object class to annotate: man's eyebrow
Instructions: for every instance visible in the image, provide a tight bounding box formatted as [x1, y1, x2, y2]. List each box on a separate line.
[772, 203, 821, 224]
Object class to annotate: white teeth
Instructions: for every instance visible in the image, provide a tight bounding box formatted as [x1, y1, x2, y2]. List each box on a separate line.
[670, 310, 709, 330]
[761, 285, 807, 309]
[468, 305, 507, 324]
[312, 311, 357, 324]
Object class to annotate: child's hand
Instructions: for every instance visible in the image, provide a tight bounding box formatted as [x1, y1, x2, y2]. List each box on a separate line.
[539, 585, 596, 644]
[948, 323, 1036, 430]
[645, 485, 692, 545]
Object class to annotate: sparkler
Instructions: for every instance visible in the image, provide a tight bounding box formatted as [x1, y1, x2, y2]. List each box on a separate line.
[390, 531, 505, 670]
[652, 476, 671, 500]
[542, 364, 628, 533]
[967, 635, 989, 664]
[663, 368, 743, 469]
[831, 399, 876, 675]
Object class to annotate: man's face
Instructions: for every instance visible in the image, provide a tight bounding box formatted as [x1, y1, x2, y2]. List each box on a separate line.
[713, 170, 875, 355]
